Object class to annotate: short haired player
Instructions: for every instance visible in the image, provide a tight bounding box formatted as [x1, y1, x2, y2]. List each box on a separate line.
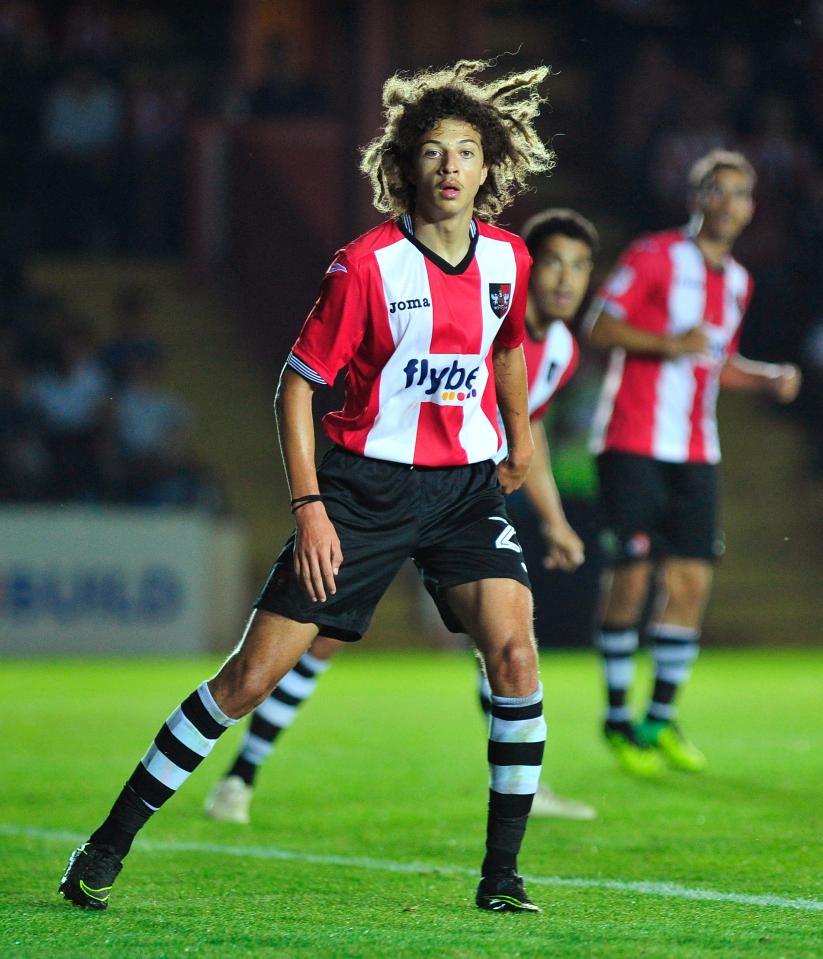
[586, 150, 801, 776]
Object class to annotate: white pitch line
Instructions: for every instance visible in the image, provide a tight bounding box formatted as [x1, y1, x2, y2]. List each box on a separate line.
[4, 823, 822, 913]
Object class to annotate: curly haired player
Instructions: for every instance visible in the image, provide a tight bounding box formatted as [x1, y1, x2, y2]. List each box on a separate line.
[60, 58, 555, 914]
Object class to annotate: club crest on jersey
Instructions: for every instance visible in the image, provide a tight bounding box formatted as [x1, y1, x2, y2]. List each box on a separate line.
[488, 283, 512, 319]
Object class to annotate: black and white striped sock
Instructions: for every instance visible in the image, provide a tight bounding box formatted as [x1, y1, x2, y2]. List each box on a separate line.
[483, 684, 546, 877]
[596, 624, 639, 725]
[646, 623, 700, 723]
[90, 682, 237, 856]
[228, 652, 330, 785]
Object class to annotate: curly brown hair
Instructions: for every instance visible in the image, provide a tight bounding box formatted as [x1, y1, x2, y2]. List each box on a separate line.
[360, 58, 555, 221]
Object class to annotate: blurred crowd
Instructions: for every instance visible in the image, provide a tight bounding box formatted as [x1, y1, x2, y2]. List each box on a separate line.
[0, 280, 224, 511]
[2, 0, 823, 501]
[0, 0, 230, 289]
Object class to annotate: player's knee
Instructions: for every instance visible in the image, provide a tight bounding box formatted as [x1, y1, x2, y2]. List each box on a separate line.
[311, 635, 344, 660]
[487, 636, 538, 693]
[212, 655, 275, 717]
[605, 562, 650, 623]
[667, 565, 712, 615]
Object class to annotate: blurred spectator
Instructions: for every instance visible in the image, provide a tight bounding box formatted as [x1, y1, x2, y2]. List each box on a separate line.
[0, 7, 48, 318]
[0, 327, 51, 500]
[610, 40, 680, 220]
[114, 351, 223, 511]
[245, 36, 328, 118]
[25, 315, 113, 500]
[42, 60, 123, 251]
[99, 285, 161, 385]
[61, 0, 120, 70]
[648, 79, 733, 223]
[715, 42, 757, 134]
[125, 62, 189, 252]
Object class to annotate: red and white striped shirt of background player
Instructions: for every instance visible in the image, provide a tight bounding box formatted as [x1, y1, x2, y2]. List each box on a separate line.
[494, 320, 579, 463]
[587, 227, 753, 464]
[524, 321, 578, 421]
[286, 214, 532, 467]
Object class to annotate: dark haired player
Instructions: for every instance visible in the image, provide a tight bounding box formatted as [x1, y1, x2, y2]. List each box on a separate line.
[205, 208, 601, 825]
[59, 59, 556, 914]
[586, 150, 801, 776]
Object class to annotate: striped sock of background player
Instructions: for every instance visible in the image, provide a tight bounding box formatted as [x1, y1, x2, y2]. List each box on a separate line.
[225, 651, 331, 785]
[645, 623, 700, 723]
[482, 684, 546, 877]
[89, 682, 237, 857]
[596, 624, 639, 727]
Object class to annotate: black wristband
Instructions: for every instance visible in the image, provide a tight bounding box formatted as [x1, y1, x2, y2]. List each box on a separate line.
[290, 494, 323, 513]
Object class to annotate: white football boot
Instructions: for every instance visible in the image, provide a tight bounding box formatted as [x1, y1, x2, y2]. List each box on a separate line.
[530, 783, 597, 820]
[204, 775, 253, 824]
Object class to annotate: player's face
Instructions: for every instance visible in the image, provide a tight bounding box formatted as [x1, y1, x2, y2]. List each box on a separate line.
[697, 168, 755, 244]
[530, 234, 593, 322]
[412, 119, 488, 221]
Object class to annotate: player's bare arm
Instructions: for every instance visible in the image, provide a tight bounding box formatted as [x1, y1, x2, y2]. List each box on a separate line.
[275, 367, 343, 603]
[493, 343, 533, 493]
[523, 420, 584, 571]
[587, 309, 709, 358]
[719, 354, 802, 403]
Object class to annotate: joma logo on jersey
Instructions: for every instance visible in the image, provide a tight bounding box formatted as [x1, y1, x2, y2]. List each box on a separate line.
[388, 297, 431, 314]
[403, 358, 480, 399]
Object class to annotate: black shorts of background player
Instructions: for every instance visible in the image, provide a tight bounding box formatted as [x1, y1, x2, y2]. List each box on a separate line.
[59, 58, 557, 915]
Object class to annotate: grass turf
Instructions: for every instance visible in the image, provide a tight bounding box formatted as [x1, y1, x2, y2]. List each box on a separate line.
[1, 649, 821, 958]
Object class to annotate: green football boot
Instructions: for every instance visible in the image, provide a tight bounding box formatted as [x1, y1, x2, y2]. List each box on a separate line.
[635, 718, 707, 772]
[603, 722, 664, 778]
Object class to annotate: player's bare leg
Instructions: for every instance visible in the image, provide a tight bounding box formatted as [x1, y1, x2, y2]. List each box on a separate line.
[206, 632, 345, 823]
[446, 578, 544, 912]
[635, 559, 712, 770]
[601, 560, 654, 627]
[209, 611, 322, 717]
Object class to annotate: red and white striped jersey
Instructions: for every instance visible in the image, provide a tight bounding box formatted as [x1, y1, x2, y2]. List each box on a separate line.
[524, 320, 579, 422]
[589, 228, 752, 463]
[288, 215, 531, 467]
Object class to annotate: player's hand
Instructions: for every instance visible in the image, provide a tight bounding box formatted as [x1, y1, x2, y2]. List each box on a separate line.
[497, 450, 532, 494]
[667, 325, 710, 359]
[293, 503, 343, 603]
[769, 364, 802, 403]
[542, 520, 585, 572]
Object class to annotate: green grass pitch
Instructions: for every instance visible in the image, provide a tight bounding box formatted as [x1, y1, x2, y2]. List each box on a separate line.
[1, 649, 821, 958]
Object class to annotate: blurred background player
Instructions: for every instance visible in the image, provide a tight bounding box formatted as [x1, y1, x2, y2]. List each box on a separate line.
[205, 208, 599, 824]
[585, 149, 801, 776]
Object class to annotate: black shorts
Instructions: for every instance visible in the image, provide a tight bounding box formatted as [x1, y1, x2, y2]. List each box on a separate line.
[596, 450, 722, 565]
[255, 445, 531, 641]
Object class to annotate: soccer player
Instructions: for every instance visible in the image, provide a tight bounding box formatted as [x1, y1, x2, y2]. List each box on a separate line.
[204, 209, 599, 825]
[586, 150, 801, 776]
[59, 58, 556, 914]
